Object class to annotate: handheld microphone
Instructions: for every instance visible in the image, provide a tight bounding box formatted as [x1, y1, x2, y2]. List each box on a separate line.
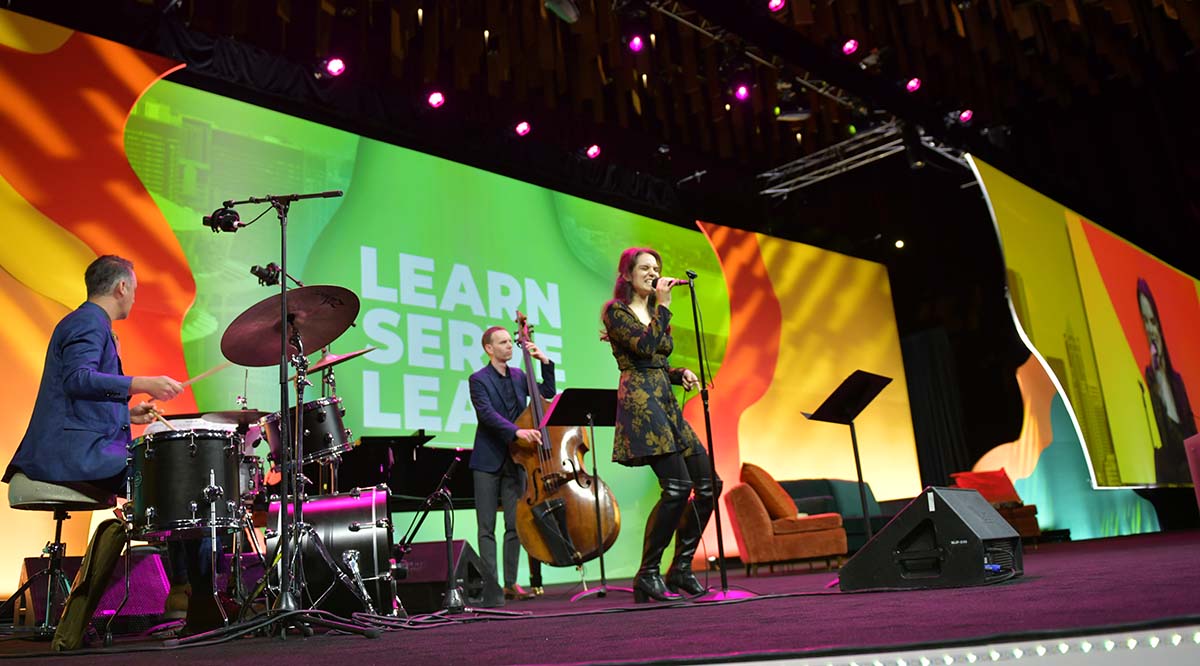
[250, 263, 281, 286]
[652, 277, 693, 289]
[202, 207, 243, 233]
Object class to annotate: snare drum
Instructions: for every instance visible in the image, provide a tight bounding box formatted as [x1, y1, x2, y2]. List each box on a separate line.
[259, 397, 352, 465]
[265, 486, 395, 615]
[127, 429, 243, 540]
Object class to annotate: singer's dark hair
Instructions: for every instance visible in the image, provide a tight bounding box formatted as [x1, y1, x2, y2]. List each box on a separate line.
[600, 247, 665, 341]
[85, 255, 134, 299]
[1137, 277, 1176, 375]
[609, 247, 661, 306]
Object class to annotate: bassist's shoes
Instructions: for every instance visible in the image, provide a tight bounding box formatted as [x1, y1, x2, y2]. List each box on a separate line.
[504, 584, 536, 600]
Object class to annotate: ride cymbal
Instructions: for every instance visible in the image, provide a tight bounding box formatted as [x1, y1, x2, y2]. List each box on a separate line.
[220, 285, 359, 367]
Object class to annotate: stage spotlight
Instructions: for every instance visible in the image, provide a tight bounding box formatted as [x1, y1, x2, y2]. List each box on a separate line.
[774, 78, 810, 122]
[544, 0, 581, 24]
[719, 50, 755, 103]
[775, 104, 811, 122]
[585, 144, 601, 159]
[616, 1, 651, 54]
[514, 121, 532, 136]
[427, 91, 445, 108]
[767, 0, 787, 12]
[894, 239, 905, 249]
[315, 56, 346, 79]
[957, 109, 974, 124]
[842, 39, 859, 56]
[905, 77, 922, 93]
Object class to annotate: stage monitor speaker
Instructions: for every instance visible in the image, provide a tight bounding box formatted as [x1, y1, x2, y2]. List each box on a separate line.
[396, 540, 498, 613]
[839, 487, 1023, 592]
[16, 547, 170, 633]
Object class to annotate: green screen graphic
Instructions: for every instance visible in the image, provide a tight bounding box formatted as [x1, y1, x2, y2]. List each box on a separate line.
[128, 81, 728, 583]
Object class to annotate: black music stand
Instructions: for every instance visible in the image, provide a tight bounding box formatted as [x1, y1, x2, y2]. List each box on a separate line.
[802, 370, 892, 542]
[540, 388, 634, 601]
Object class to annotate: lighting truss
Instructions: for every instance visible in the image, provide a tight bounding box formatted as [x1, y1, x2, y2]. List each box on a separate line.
[646, 2, 860, 110]
[757, 120, 904, 195]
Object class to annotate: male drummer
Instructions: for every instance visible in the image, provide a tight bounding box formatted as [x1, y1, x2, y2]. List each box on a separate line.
[3, 255, 186, 650]
[468, 325, 554, 605]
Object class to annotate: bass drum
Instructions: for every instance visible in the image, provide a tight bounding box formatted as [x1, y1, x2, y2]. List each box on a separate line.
[265, 486, 396, 616]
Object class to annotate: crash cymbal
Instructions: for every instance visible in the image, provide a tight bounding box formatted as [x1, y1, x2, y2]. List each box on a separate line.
[220, 285, 360, 367]
[288, 346, 376, 380]
[309, 346, 376, 374]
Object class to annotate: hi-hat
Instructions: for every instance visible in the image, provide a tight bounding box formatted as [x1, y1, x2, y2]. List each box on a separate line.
[220, 285, 359, 367]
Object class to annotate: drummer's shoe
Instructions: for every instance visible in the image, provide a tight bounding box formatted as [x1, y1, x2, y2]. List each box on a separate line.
[530, 585, 545, 597]
[52, 519, 126, 651]
[162, 583, 190, 621]
[503, 584, 536, 601]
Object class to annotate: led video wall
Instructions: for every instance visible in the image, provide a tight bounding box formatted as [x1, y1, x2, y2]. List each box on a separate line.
[969, 156, 1198, 537]
[0, 11, 919, 593]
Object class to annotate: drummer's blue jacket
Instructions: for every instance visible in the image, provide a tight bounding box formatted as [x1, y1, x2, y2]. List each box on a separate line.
[5, 301, 134, 485]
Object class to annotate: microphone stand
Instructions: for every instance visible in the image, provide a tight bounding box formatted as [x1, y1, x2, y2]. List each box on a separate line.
[177, 191, 378, 644]
[683, 271, 754, 602]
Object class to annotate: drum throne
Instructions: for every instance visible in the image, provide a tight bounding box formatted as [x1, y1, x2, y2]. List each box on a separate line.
[0, 472, 116, 635]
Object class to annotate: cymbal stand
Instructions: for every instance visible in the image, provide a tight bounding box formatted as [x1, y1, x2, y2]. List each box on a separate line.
[200, 191, 376, 642]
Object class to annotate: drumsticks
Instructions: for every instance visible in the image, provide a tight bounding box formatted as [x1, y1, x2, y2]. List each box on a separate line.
[182, 360, 234, 387]
[148, 408, 178, 431]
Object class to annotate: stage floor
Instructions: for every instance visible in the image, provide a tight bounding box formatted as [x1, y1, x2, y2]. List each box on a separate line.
[1, 530, 1198, 665]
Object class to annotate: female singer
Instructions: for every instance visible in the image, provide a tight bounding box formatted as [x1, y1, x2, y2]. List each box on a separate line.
[1137, 278, 1196, 484]
[601, 247, 721, 602]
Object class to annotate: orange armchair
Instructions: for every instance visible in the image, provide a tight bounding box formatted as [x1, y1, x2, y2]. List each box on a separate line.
[724, 463, 848, 575]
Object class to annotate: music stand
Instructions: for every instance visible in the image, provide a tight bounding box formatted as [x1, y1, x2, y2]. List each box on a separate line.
[540, 388, 633, 601]
[802, 370, 893, 542]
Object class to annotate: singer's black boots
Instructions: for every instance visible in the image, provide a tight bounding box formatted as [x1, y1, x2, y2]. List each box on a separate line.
[666, 477, 722, 597]
[633, 478, 692, 603]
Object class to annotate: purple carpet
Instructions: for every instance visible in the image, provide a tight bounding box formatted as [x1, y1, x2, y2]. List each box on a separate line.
[2, 530, 1197, 665]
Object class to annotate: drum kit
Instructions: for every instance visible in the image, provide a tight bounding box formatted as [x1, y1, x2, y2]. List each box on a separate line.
[123, 285, 402, 627]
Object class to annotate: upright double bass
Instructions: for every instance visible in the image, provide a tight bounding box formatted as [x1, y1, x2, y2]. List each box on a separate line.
[510, 312, 620, 566]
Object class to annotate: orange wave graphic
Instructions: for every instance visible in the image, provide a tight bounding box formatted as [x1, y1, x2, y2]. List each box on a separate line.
[1, 19, 194, 589]
[691, 221, 783, 559]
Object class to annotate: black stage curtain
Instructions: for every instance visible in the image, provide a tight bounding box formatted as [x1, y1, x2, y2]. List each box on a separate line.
[901, 327, 971, 487]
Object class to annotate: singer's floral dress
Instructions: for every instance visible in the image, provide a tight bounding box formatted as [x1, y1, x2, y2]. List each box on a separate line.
[601, 300, 703, 466]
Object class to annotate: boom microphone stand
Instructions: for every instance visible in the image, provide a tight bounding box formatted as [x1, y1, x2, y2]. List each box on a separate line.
[683, 271, 754, 602]
[189, 191, 378, 642]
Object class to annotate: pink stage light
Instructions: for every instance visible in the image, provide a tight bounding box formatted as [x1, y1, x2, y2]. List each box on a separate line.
[768, 0, 787, 12]
[628, 35, 645, 52]
[842, 39, 859, 56]
[427, 91, 445, 108]
[323, 57, 346, 77]
[957, 109, 974, 124]
[585, 144, 601, 159]
[515, 121, 531, 136]
[734, 84, 750, 101]
[905, 77, 922, 93]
